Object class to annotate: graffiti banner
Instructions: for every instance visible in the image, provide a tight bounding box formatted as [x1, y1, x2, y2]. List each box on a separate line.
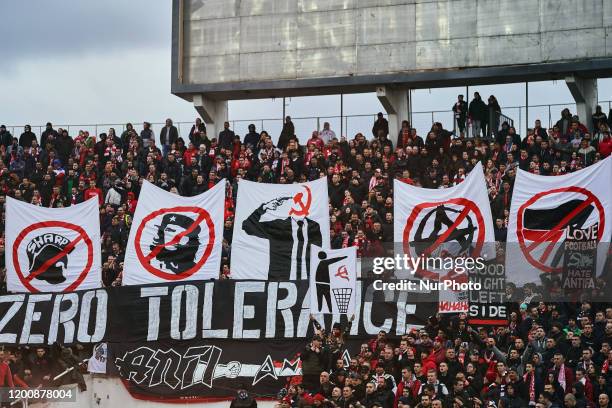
[5, 197, 101, 293]
[506, 157, 611, 286]
[122, 180, 225, 285]
[231, 178, 331, 280]
[110, 340, 305, 401]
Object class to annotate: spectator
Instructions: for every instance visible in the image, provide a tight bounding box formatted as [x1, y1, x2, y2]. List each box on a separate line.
[40, 122, 59, 148]
[487, 95, 502, 139]
[320, 122, 336, 144]
[56, 347, 87, 391]
[140, 121, 154, 147]
[0, 350, 14, 389]
[19, 125, 37, 148]
[0, 125, 13, 149]
[452, 94, 468, 137]
[218, 121, 235, 151]
[278, 116, 295, 151]
[159, 118, 179, 157]
[592, 105, 608, 131]
[372, 112, 389, 138]
[29, 347, 53, 388]
[556, 109, 574, 137]
[188, 117, 206, 143]
[244, 124, 260, 150]
[230, 389, 257, 408]
[468, 92, 487, 138]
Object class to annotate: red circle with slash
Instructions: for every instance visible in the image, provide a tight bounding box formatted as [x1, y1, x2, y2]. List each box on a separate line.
[12, 221, 94, 293]
[516, 186, 605, 273]
[134, 206, 215, 280]
[403, 198, 486, 280]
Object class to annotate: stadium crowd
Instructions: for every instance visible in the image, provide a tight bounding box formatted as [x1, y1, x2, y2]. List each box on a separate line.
[0, 93, 611, 407]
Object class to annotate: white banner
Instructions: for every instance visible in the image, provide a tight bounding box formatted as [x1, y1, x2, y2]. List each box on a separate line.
[231, 178, 331, 280]
[394, 162, 495, 280]
[122, 180, 225, 285]
[507, 157, 612, 286]
[309, 245, 357, 315]
[6, 197, 102, 293]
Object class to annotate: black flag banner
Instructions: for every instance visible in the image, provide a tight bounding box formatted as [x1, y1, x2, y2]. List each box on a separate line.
[0, 280, 433, 400]
[0, 280, 434, 345]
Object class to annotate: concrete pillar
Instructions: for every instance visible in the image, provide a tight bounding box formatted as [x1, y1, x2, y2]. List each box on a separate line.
[193, 94, 228, 139]
[376, 86, 409, 146]
[565, 76, 598, 132]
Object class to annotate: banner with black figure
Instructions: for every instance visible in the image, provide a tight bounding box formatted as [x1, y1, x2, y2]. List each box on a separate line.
[231, 178, 331, 280]
[122, 180, 225, 285]
[5, 197, 102, 293]
[309, 246, 357, 315]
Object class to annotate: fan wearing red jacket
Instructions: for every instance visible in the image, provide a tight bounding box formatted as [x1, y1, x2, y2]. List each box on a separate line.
[0, 350, 14, 388]
[83, 179, 103, 206]
[395, 367, 421, 408]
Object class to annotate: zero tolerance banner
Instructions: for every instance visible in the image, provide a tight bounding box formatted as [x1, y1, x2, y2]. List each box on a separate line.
[0, 280, 434, 346]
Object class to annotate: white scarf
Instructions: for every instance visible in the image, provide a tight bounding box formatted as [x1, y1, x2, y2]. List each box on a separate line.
[558, 363, 566, 391]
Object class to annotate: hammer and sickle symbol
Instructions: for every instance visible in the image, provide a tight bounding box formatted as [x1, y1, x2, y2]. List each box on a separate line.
[289, 186, 312, 217]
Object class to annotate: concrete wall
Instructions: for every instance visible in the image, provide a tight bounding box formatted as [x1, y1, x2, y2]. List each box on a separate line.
[30, 375, 276, 408]
[179, 0, 612, 89]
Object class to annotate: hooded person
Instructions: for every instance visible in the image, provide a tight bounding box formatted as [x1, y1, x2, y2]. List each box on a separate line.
[244, 124, 261, 149]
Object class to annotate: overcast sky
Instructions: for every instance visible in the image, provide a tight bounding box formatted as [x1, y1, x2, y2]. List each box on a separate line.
[2, 0, 611, 141]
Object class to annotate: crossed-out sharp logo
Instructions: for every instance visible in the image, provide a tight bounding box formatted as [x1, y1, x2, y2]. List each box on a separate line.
[12, 220, 95, 292]
[26, 233, 73, 284]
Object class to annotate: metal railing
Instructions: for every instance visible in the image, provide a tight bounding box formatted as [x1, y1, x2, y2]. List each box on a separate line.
[4, 100, 611, 144]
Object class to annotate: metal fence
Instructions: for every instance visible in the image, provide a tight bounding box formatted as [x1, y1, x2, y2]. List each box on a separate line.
[4, 100, 611, 145]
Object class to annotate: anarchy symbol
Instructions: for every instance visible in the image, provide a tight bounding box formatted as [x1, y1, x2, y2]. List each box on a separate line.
[289, 186, 312, 217]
